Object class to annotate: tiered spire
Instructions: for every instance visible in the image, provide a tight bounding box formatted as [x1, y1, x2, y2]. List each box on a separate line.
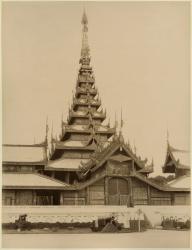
[50, 11, 115, 160]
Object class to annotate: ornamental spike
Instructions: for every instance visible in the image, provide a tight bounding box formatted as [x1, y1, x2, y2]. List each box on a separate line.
[45, 116, 49, 145]
[80, 9, 90, 64]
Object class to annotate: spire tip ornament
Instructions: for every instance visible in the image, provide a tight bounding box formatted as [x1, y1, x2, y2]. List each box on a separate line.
[80, 9, 90, 65]
[82, 9, 88, 25]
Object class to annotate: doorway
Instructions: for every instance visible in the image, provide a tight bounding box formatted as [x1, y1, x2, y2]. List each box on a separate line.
[108, 178, 129, 205]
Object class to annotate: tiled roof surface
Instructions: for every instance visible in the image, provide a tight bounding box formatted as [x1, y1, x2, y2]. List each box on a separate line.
[47, 158, 88, 170]
[167, 175, 190, 189]
[3, 145, 46, 163]
[3, 173, 69, 187]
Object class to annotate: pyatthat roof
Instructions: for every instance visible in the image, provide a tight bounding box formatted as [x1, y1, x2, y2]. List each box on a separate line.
[46, 158, 89, 171]
[3, 144, 46, 164]
[167, 175, 190, 189]
[3, 172, 69, 189]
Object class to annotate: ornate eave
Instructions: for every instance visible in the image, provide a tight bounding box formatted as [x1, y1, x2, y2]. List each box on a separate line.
[75, 86, 97, 97]
[54, 140, 97, 151]
[72, 98, 101, 108]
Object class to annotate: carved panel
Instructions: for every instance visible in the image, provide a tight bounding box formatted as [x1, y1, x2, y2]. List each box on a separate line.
[107, 161, 130, 176]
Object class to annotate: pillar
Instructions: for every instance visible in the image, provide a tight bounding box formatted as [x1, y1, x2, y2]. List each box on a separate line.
[128, 177, 134, 207]
[60, 192, 64, 205]
[32, 190, 37, 205]
[105, 177, 109, 205]
[86, 186, 90, 205]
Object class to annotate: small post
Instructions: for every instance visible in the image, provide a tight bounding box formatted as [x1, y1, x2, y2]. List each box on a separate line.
[136, 208, 142, 232]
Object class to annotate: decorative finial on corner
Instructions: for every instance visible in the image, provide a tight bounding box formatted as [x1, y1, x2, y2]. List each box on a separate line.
[166, 129, 170, 148]
[114, 112, 118, 129]
[51, 121, 54, 140]
[120, 106, 124, 129]
[167, 129, 169, 142]
[108, 118, 110, 128]
[133, 140, 137, 155]
[45, 116, 49, 142]
[61, 113, 64, 134]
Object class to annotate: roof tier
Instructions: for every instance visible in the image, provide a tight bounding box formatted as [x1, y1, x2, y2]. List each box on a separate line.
[62, 124, 115, 137]
[72, 97, 101, 108]
[167, 175, 190, 189]
[46, 158, 89, 171]
[3, 172, 69, 189]
[3, 144, 47, 165]
[75, 86, 97, 97]
[77, 74, 95, 85]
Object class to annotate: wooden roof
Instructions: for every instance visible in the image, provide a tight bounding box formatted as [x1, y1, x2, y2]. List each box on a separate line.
[46, 158, 89, 171]
[3, 144, 47, 165]
[3, 172, 69, 190]
[167, 175, 190, 189]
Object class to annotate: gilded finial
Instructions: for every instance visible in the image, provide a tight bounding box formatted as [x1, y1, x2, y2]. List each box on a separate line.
[80, 9, 90, 64]
[45, 116, 49, 148]
[133, 140, 136, 154]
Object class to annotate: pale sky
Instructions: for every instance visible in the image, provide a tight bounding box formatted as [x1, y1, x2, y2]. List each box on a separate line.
[2, 2, 190, 175]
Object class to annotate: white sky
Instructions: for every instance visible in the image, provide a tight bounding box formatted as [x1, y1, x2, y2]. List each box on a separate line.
[2, 1, 190, 175]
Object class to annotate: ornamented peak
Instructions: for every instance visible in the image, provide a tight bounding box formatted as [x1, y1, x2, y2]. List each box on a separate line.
[82, 10, 88, 25]
[80, 10, 90, 65]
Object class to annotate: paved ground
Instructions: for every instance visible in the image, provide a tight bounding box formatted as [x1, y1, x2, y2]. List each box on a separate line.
[2, 230, 190, 248]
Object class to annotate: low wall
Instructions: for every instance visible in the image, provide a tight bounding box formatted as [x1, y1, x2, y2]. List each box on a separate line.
[2, 205, 190, 227]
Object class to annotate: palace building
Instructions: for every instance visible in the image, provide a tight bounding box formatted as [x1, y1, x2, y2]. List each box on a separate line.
[2, 11, 190, 206]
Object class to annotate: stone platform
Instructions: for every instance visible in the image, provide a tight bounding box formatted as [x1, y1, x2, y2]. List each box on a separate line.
[2, 205, 190, 227]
